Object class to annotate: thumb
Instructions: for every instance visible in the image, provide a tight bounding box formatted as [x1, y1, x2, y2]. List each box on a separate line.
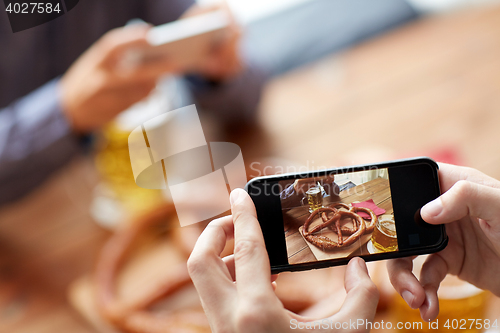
[96, 25, 150, 67]
[230, 189, 274, 300]
[333, 258, 379, 325]
[421, 180, 500, 226]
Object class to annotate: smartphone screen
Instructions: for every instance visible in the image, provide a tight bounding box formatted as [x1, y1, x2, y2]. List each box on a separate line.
[246, 158, 447, 273]
[280, 167, 396, 265]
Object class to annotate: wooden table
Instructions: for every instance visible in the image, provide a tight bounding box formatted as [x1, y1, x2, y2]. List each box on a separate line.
[0, 159, 109, 333]
[2, 5, 500, 332]
[284, 178, 392, 264]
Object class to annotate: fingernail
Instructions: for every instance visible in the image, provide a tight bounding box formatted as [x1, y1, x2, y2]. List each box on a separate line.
[230, 188, 244, 205]
[420, 302, 430, 321]
[402, 290, 414, 308]
[357, 257, 367, 272]
[422, 198, 443, 217]
[349, 257, 368, 275]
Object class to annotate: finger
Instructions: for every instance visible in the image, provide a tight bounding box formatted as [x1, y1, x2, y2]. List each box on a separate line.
[437, 163, 468, 192]
[333, 258, 379, 324]
[418, 254, 449, 322]
[438, 163, 500, 191]
[188, 216, 238, 331]
[223, 264, 278, 286]
[188, 215, 235, 302]
[97, 25, 150, 65]
[98, 26, 178, 79]
[123, 56, 180, 80]
[222, 254, 235, 281]
[222, 264, 278, 284]
[387, 257, 426, 309]
[230, 188, 275, 300]
[421, 180, 500, 224]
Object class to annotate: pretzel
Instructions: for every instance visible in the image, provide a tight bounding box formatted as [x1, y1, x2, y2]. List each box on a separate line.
[327, 203, 352, 243]
[331, 203, 351, 211]
[333, 206, 377, 236]
[321, 210, 343, 245]
[349, 206, 377, 233]
[302, 203, 378, 251]
[94, 204, 210, 333]
[304, 207, 338, 235]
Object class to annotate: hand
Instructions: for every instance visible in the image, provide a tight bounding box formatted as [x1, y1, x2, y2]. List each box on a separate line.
[181, 2, 243, 81]
[188, 188, 379, 332]
[60, 24, 177, 133]
[387, 163, 500, 321]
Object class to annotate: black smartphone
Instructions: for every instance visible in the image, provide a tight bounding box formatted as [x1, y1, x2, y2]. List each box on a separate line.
[245, 157, 447, 274]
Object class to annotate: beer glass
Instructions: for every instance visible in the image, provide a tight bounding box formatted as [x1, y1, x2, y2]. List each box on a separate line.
[371, 215, 398, 252]
[91, 78, 179, 227]
[301, 186, 323, 213]
[391, 256, 489, 333]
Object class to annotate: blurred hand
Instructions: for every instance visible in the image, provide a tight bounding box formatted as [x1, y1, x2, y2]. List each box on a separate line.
[181, 2, 243, 81]
[387, 163, 500, 322]
[188, 188, 379, 333]
[60, 24, 178, 133]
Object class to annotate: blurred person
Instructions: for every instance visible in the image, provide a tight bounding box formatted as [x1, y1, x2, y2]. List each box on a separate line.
[188, 188, 380, 332]
[0, 0, 267, 205]
[0, 0, 454, 206]
[387, 163, 500, 321]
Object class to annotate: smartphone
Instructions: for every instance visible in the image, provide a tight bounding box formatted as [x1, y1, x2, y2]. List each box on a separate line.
[245, 157, 447, 273]
[144, 10, 229, 70]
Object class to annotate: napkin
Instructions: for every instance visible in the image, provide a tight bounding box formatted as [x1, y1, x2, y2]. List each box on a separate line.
[351, 199, 385, 219]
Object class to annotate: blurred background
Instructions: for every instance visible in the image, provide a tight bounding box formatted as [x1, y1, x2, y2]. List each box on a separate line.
[1, 0, 500, 332]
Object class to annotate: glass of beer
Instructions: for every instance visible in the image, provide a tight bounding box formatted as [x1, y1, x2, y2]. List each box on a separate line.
[371, 215, 398, 252]
[302, 187, 323, 213]
[91, 78, 176, 228]
[390, 256, 490, 333]
[95, 123, 165, 210]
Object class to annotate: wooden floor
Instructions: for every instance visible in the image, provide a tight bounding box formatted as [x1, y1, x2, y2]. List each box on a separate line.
[2, 5, 500, 332]
[284, 178, 392, 264]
